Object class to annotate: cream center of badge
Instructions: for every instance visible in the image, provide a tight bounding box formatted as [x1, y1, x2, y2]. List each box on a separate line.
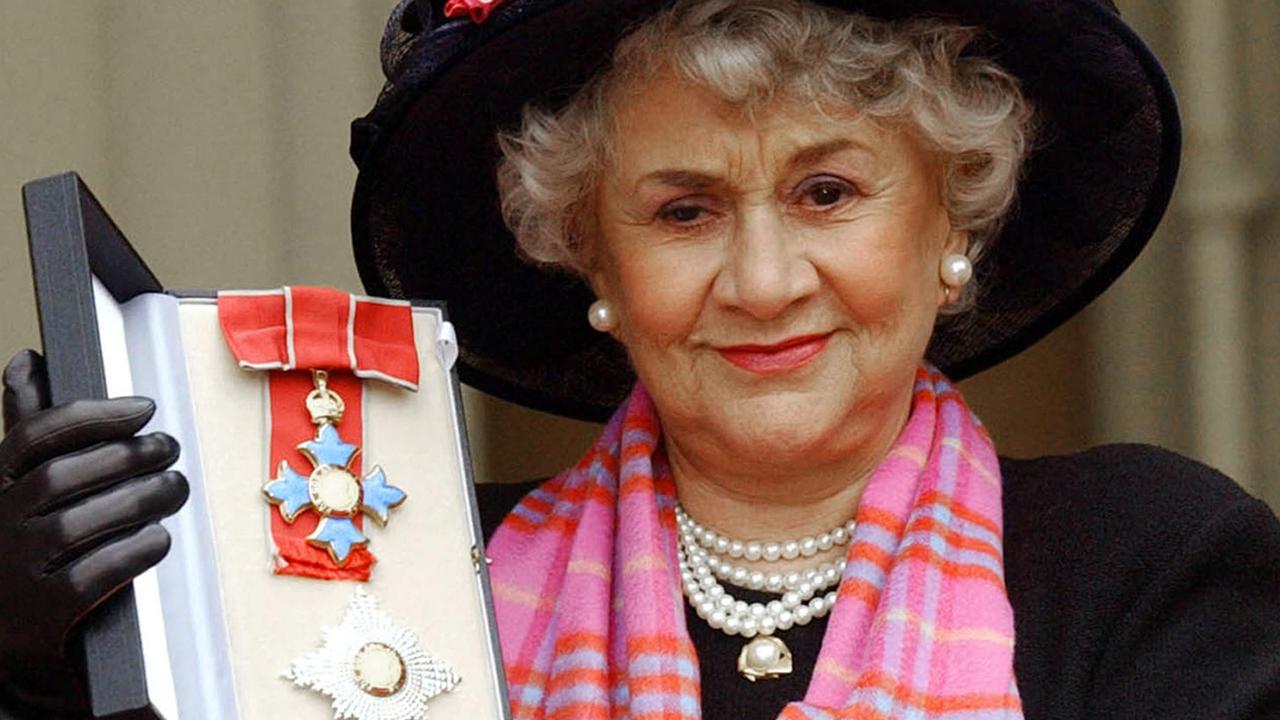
[286, 588, 461, 720]
[264, 370, 408, 565]
[352, 643, 407, 697]
[311, 466, 363, 516]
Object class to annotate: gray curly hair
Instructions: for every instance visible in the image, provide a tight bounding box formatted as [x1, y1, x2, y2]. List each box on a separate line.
[496, 0, 1035, 312]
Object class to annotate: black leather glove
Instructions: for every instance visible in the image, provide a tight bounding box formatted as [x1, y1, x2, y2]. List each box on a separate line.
[0, 350, 188, 718]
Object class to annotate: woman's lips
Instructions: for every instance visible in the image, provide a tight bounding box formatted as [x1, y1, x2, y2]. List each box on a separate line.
[716, 333, 832, 374]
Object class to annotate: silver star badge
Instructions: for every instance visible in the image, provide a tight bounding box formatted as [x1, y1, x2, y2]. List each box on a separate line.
[285, 588, 461, 719]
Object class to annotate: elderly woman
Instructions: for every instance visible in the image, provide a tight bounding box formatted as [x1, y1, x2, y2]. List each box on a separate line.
[2, 0, 1279, 718]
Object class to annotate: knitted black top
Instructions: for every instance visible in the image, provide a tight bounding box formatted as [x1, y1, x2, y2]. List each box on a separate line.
[476, 444, 1280, 719]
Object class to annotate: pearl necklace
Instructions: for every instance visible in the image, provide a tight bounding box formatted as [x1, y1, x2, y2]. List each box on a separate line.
[680, 509, 857, 562]
[674, 504, 854, 681]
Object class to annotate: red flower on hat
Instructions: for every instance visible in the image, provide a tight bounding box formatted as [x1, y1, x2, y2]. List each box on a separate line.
[444, 0, 507, 24]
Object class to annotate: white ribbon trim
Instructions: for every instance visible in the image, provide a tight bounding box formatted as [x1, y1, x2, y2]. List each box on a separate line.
[283, 286, 297, 370]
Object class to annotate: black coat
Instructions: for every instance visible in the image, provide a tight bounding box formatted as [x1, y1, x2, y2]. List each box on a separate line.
[476, 444, 1280, 719]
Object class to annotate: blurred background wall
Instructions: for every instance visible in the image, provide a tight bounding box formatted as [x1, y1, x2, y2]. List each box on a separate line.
[0, 1, 1275, 508]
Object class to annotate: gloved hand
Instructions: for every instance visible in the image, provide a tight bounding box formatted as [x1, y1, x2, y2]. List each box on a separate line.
[0, 350, 188, 718]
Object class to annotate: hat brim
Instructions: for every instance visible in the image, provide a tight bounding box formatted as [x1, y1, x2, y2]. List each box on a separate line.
[352, 0, 1180, 422]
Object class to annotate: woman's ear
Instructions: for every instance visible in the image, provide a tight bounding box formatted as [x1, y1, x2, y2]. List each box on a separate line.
[587, 267, 608, 299]
[587, 266, 614, 305]
[943, 227, 970, 258]
[585, 242, 620, 303]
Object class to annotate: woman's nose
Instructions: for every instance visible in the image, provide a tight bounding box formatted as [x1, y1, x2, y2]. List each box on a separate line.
[713, 207, 819, 320]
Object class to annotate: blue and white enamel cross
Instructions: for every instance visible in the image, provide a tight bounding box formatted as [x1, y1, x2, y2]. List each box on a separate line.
[263, 370, 407, 566]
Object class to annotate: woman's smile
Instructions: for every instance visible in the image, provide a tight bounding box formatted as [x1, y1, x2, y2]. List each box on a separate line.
[715, 332, 833, 375]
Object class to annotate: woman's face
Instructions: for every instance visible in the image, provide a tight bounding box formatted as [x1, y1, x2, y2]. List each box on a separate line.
[591, 75, 965, 467]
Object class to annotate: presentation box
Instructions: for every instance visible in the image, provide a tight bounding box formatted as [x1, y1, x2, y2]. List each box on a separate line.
[22, 172, 509, 720]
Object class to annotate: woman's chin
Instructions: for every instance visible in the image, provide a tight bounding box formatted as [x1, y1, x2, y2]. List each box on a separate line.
[705, 392, 849, 463]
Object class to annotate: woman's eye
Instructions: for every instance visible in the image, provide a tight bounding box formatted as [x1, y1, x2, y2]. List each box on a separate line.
[797, 178, 857, 209]
[659, 204, 709, 225]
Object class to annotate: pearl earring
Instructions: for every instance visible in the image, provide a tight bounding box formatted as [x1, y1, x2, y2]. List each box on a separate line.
[940, 253, 973, 289]
[587, 299, 618, 332]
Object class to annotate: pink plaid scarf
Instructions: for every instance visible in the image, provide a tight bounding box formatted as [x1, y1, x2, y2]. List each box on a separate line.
[488, 366, 1022, 719]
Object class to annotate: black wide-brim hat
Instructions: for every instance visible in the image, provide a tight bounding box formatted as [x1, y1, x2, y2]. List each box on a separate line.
[351, 0, 1180, 422]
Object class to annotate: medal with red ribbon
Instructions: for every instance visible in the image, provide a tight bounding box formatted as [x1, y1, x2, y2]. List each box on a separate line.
[218, 287, 420, 581]
[263, 369, 407, 566]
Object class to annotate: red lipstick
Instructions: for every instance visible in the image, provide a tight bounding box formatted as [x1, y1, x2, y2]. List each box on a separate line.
[716, 333, 832, 375]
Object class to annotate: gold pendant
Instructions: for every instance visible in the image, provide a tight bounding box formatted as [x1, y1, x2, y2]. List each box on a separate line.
[737, 635, 793, 681]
